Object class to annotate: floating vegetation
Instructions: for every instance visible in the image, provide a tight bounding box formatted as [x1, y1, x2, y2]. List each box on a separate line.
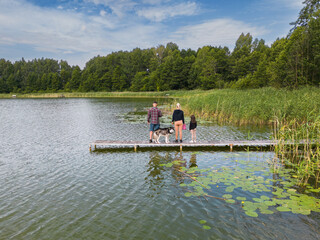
[161, 156, 320, 218]
[119, 105, 174, 124]
[198, 220, 211, 230]
[118, 110, 148, 123]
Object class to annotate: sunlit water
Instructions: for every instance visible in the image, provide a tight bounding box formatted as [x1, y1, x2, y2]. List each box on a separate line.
[0, 98, 319, 239]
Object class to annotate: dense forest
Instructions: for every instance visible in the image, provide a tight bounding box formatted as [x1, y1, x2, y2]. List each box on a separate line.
[0, 0, 319, 93]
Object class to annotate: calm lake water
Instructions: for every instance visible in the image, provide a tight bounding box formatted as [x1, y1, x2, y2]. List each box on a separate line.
[0, 98, 319, 240]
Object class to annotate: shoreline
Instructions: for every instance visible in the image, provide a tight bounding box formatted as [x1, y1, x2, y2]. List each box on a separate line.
[0, 92, 175, 99]
[1, 87, 319, 125]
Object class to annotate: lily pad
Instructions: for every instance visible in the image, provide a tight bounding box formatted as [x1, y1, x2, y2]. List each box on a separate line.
[225, 199, 236, 204]
[222, 194, 232, 199]
[225, 186, 235, 192]
[184, 192, 193, 197]
[309, 188, 320, 193]
[260, 209, 273, 214]
[199, 220, 207, 224]
[287, 188, 297, 193]
[236, 197, 247, 201]
[260, 195, 270, 201]
[291, 208, 311, 215]
[276, 206, 291, 212]
[253, 198, 264, 203]
[245, 211, 258, 217]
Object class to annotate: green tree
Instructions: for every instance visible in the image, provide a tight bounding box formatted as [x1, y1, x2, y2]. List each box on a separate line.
[69, 66, 81, 91]
[130, 71, 148, 91]
[291, 0, 320, 29]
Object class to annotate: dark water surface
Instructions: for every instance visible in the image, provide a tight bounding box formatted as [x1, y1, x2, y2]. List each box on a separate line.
[0, 98, 319, 239]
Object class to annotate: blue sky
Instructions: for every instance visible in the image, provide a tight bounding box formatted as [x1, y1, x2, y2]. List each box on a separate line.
[0, 0, 303, 68]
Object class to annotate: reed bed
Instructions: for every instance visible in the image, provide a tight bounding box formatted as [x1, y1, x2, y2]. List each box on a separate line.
[177, 87, 320, 125]
[273, 115, 320, 187]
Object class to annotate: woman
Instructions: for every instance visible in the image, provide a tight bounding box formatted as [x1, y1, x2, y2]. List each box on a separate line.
[172, 103, 185, 143]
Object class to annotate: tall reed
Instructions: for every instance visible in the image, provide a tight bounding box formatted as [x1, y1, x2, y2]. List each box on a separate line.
[273, 115, 320, 187]
[178, 87, 320, 125]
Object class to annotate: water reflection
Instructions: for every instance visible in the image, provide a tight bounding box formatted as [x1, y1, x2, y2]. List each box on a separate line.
[2, 98, 319, 240]
[145, 152, 172, 195]
[145, 151, 199, 193]
[189, 154, 198, 168]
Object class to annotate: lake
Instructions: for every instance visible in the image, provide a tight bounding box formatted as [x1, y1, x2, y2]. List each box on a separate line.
[0, 98, 319, 239]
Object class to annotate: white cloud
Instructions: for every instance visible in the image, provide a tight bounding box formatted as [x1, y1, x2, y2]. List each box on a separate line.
[169, 19, 268, 50]
[100, 9, 107, 16]
[0, 1, 102, 52]
[0, 0, 131, 51]
[0, 0, 162, 67]
[0, 0, 295, 68]
[141, 0, 171, 4]
[137, 1, 198, 22]
[86, 0, 136, 17]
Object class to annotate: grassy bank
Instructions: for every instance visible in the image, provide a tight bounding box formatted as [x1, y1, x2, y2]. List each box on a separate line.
[175, 87, 320, 125]
[1, 87, 319, 125]
[0, 91, 173, 99]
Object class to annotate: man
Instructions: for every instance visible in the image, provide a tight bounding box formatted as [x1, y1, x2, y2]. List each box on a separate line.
[147, 101, 162, 143]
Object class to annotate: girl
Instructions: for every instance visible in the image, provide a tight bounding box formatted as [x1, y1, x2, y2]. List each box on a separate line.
[189, 115, 197, 143]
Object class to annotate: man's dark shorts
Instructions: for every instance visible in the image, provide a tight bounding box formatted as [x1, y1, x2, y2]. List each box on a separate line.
[149, 123, 160, 131]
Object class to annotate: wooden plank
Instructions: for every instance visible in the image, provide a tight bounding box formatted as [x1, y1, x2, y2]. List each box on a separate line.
[90, 140, 277, 151]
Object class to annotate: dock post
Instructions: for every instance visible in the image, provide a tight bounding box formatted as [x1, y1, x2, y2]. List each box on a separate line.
[134, 145, 137, 152]
[94, 145, 96, 151]
[229, 144, 233, 152]
[180, 144, 183, 152]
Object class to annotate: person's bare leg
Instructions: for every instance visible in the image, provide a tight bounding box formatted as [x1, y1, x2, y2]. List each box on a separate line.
[179, 125, 182, 140]
[150, 131, 153, 141]
[194, 129, 196, 142]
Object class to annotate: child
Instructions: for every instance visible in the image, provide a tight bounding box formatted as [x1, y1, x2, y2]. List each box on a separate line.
[189, 115, 197, 143]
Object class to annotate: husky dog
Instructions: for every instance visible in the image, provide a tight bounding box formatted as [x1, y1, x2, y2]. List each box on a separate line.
[153, 127, 175, 143]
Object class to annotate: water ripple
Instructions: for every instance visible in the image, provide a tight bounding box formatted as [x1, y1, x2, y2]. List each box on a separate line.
[0, 99, 319, 239]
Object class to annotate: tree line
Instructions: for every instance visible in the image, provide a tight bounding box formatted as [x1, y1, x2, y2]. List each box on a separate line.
[0, 0, 319, 93]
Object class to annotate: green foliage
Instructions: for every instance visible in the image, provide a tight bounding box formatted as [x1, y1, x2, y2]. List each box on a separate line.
[290, 0, 320, 29]
[179, 87, 320, 125]
[274, 114, 320, 186]
[0, 2, 319, 93]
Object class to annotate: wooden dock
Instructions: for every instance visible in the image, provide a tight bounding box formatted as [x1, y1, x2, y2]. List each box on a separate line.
[89, 140, 278, 152]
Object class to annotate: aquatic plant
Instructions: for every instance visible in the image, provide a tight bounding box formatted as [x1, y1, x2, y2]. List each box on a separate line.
[161, 156, 320, 218]
[273, 114, 320, 187]
[172, 87, 320, 125]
